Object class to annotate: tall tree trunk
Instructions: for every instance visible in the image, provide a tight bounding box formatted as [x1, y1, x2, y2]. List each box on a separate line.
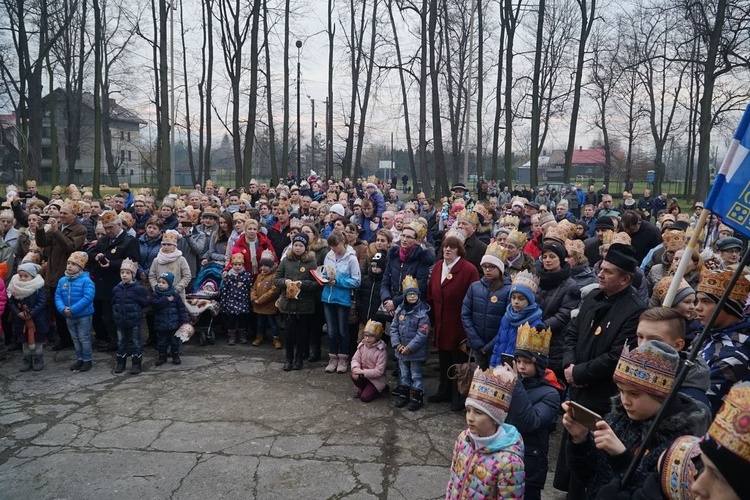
[93, 0, 103, 196]
[441, 0, 461, 187]
[327, 0, 334, 180]
[158, 0, 171, 197]
[282, 0, 290, 178]
[202, 0, 214, 184]
[180, 0, 196, 186]
[529, 0, 545, 189]
[491, 21, 505, 182]
[264, 0, 279, 186]
[429, 0, 448, 197]
[353, 0, 378, 180]
[418, 0, 431, 196]
[242, 0, 261, 185]
[46, 57, 59, 186]
[502, 0, 519, 188]
[475, 0, 484, 182]
[342, 0, 365, 180]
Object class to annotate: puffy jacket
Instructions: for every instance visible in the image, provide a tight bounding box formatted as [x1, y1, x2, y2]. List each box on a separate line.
[446, 425, 525, 499]
[356, 270, 384, 324]
[506, 374, 562, 492]
[390, 301, 431, 362]
[111, 281, 153, 328]
[148, 254, 192, 299]
[138, 233, 162, 274]
[491, 305, 545, 366]
[220, 269, 253, 315]
[461, 275, 511, 353]
[9, 281, 49, 338]
[536, 264, 580, 374]
[54, 271, 95, 317]
[350, 339, 388, 391]
[381, 245, 435, 308]
[273, 249, 319, 315]
[251, 268, 279, 315]
[152, 289, 189, 332]
[321, 245, 361, 307]
[570, 264, 596, 289]
[229, 232, 276, 280]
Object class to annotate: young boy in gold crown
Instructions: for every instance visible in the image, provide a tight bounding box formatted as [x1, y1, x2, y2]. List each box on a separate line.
[446, 365, 525, 499]
[350, 320, 388, 403]
[505, 323, 562, 500]
[562, 340, 709, 499]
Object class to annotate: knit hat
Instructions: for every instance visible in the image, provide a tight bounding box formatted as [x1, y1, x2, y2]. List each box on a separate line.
[67, 251, 89, 270]
[510, 270, 538, 304]
[402, 275, 420, 296]
[699, 382, 750, 496]
[120, 258, 138, 275]
[370, 252, 387, 271]
[363, 320, 385, 340]
[660, 435, 702, 500]
[542, 242, 567, 263]
[604, 243, 638, 274]
[259, 249, 276, 268]
[697, 269, 750, 318]
[653, 276, 695, 307]
[292, 232, 309, 248]
[480, 242, 507, 273]
[158, 272, 175, 289]
[18, 262, 41, 278]
[613, 340, 680, 400]
[595, 217, 615, 230]
[330, 203, 345, 217]
[465, 367, 516, 425]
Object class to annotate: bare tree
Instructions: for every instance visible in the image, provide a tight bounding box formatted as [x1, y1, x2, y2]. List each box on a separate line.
[500, 0, 522, 187]
[241, 0, 261, 185]
[198, 0, 214, 184]
[352, 0, 380, 180]
[429, 0, 448, 196]
[262, 0, 279, 186]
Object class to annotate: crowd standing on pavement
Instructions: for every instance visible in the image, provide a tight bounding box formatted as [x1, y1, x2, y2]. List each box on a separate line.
[1, 174, 750, 499]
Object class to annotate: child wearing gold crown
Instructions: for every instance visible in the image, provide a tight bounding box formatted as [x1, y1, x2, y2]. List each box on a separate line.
[490, 271, 544, 367]
[446, 364, 525, 499]
[111, 258, 154, 375]
[562, 341, 709, 499]
[505, 323, 562, 500]
[220, 253, 253, 347]
[350, 320, 388, 402]
[390, 275, 431, 411]
[250, 250, 281, 348]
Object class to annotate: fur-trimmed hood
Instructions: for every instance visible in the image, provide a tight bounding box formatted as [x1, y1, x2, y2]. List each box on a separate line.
[607, 392, 710, 438]
[283, 248, 316, 263]
[308, 237, 328, 253]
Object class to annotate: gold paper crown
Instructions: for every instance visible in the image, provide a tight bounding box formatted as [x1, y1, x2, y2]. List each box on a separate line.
[119, 211, 134, 228]
[515, 322, 552, 357]
[660, 435, 702, 500]
[484, 241, 508, 263]
[162, 230, 180, 245]
[99, 211, 118, 225]
[697, 269, 750, 301]
[544, 225, 568, 244]
[662, 230, 686, 252]
[676, 214, 690, 222]
[707, 382, 750, 463]
[612, 231, 632, 246]
[565, 239, 585, 259]
[456, 208, 479, 226]
[169, 186, 181, 195]
[364, 319, 384, 338]
[511, 270, 539, 295]
[402, 275, 419, 293]
[472, 203, 489, 218]
[120, 258, 138, 274]
[25, 180, 36, 188]
[205, 179, 215, 188]
[406, 221, 427, 241]
[613, 342, 679, 399]
[502, 215, 520, 227]
[119, 183, 129, 191]
[51, 185, 63, 195]
[558, 220, 578, 239]
[230, 253, 245, 264]
[538, 212, 556, 227]
[684, 227, 705, 243]
[468, 368, 515, 415]
[653, 276, 693, 303]
[444, 227, 466, 244]
[718, 223, 733, 235]
[601, 230, 614, 246]
[506, 229, 526, 247]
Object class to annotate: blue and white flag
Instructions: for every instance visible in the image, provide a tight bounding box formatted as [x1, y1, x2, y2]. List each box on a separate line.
[706, 104, 750, 239]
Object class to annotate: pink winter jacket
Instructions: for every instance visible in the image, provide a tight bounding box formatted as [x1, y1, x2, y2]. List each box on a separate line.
[350, 339, 387, 391]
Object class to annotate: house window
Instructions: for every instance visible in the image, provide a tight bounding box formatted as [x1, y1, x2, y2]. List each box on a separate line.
[120, 130, 124, 140]
[120, 150, 125, 161]
[128, 150, 132, 161]
[127, 131, 131, 141]
[42, 127, 51, 138]
[42, 147, 52, 159]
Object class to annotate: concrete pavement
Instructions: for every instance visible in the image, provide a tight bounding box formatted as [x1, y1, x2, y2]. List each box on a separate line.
[0, 341, 566, 499]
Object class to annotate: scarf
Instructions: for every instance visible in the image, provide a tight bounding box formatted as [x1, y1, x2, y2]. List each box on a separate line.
[398, 244, 417, 263]
[156, 248, 183, 265]
[245, 236, 258, 275]
[538, 263, 572, 291]
[64, 269, 83, 280]
[504, 302, 543, 327]
[7, 274, 45, 300]
[154, 286, 174, 297]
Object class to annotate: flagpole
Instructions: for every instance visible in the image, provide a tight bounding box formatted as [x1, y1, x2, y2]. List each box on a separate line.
[661, 207, 711, 307]
[620, 244, 750, 488]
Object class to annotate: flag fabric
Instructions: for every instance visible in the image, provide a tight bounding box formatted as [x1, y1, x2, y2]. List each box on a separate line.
[705, 104, 750, 239]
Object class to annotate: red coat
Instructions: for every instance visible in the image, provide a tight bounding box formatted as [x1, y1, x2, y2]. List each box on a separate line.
[426, 258, 479, 351]
[228, 233, 276, 281]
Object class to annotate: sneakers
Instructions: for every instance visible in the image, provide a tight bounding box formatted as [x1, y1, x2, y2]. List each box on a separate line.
[252, 334, 264, 346]
[273, 337, 283, 349]
[70, 360, 84, 371]
[80, 361, 92, 372]
[336, 355, 349, 374]
[324, 354, 338, 373]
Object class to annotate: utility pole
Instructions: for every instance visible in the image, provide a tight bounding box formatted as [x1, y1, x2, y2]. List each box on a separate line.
[310, 97, 315, 172]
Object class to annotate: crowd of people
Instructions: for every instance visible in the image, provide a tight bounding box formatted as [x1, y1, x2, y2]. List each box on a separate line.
[1, 174, 749, 499]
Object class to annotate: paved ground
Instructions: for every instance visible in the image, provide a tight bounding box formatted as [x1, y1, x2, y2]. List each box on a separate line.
[0, 339, 566, 499]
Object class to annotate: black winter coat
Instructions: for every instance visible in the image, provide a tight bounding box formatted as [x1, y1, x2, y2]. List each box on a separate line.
[152, 289, 189, 332]
[380, 245, 435, 308]
[536, 264, 580, 374]
[87, 231, 140, 300]
[112, 282, 153, 328]
[563, 286, 646, 416]
[356, 270, 384, 324]
[10, 286, 50, 340]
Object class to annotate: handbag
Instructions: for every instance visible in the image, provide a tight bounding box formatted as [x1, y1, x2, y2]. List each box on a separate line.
[447, 342, 476, 398]
[374, 303, 391, 324]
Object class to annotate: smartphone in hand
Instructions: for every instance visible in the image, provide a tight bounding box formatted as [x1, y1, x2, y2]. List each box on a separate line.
[568, 401, 603, 431]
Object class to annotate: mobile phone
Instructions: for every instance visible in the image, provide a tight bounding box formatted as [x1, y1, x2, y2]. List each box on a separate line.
[568, 401, 603, 431]
[182, 221, 192, 228]
[501, 353, 515, 367]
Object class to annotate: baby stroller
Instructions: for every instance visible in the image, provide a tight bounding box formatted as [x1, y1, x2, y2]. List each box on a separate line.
[186, 262, 223, 346]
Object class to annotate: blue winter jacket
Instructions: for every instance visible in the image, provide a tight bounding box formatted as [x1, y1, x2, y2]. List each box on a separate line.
[321, 246, 361, 307]
[490, 304, 544, 366]
[380, 245, 435, 308]
[461, 275, 512, 353]
[54, 272, 95, 317]
[138, 233, 162, 274]
[152, 289, 189, 332]
[9, 285, 50, 337]
[390, 300, 431, 362]
[112, 281, 153, 328]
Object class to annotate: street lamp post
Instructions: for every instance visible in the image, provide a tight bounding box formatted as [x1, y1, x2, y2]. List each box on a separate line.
[296, 40, 302, 183]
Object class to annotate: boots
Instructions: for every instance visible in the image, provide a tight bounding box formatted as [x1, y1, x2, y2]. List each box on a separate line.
[20, 343, 32, 372]
[114, 355, 127, 373]
[130, 355, 142, 375]
[325, 354, 338, 373]
[172, 351, 181, 365]
[407, 389, 424, 411]
[292, 351, 303, 370]
[240, 329, 249, 344]
[307, 345, 320, 361]
[394, 387, 411, 408]
[283, 357, 293, 371]
[251, 334, 264, 346]
[155, 352, 168, 366]
[80, 361, 92, 372]
[70, 360, 84, 371]
[337, 354, 349, 374]
[227, 329, 237, 346]
[32, 345, 44, 371]
[273, 337, 283, 349]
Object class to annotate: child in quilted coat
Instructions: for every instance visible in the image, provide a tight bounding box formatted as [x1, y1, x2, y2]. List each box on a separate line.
[446, 364, 525, 499]
[350, 320, 388, 402]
